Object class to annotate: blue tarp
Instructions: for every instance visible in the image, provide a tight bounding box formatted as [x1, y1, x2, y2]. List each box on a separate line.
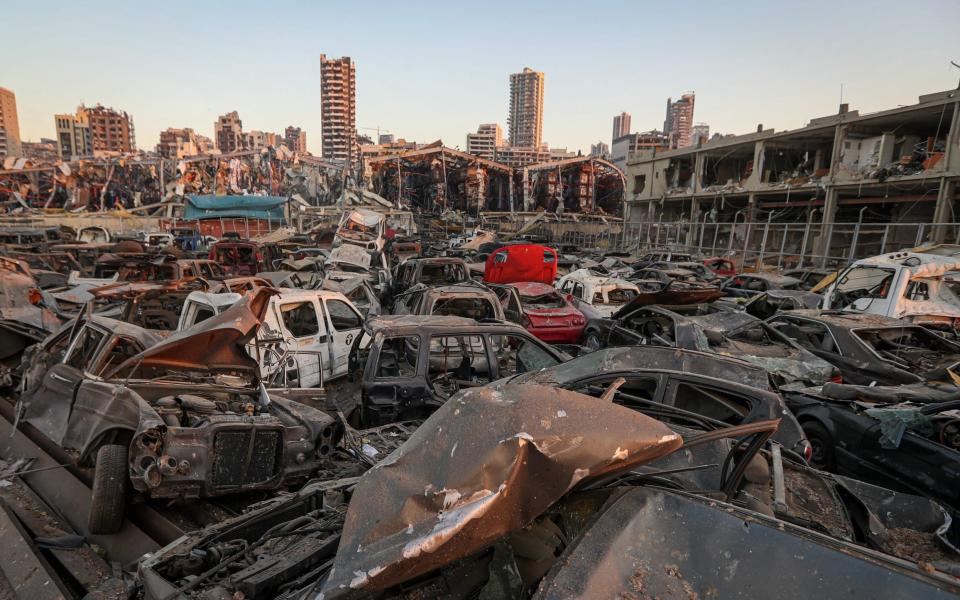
[184, 195, 287, 223]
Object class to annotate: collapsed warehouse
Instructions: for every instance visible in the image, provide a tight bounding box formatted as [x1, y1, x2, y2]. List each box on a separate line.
[366, 144, 625, 216]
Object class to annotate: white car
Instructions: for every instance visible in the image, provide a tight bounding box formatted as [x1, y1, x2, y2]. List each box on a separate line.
[556, 269, 640, 319]
[178, 289, 364, 388]
[821, 251, 960, 330]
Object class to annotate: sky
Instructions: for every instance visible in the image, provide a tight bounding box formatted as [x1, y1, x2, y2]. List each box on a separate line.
[5, 0, 960, 156]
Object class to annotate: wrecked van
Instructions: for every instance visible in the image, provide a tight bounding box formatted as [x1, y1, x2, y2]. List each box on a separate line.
[178, 289, 364, 388]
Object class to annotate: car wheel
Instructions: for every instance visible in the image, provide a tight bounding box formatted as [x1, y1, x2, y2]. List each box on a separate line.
[802, 421, 836, 472]
[88, 444, 128, 534]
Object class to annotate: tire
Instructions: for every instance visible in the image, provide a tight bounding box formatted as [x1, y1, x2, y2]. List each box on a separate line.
[88, 445, 128, 534]
[802, 421, 836, 472]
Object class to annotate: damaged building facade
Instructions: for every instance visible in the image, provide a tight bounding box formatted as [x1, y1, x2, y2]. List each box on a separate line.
[625, 89, 960, 267]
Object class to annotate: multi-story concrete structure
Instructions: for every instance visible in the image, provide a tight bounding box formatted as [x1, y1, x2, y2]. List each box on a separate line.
[71, 104, 135, 154]
[196, 134, 215, 154]
[0, 87, 22, 158]
[377, 133, 394, 145]
[21, 139, 59, 162]
[54, 113, 92, 159]
[590, 141, 610, 158]
[612, 130, 669, 172]
[157, 127, 202, 159]
[625, 89, 960, 266]
[664, 93, 695, 149]
[215, 111, 244, 153]
[508, 68, 544, 148]
[612, 111, 631, 143]
[285, 126, 307, 152]
[245, 130, 279, 150]
[320, 54, 357, 165]
[691, 122, 710, 147]
[493, 144, 550, 168]
[466, 123, 503, 160]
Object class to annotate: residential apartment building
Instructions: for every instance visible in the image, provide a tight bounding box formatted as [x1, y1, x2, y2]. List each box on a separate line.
[320, 54, 357, 165]
[590, 141, 610, 158]
[76, 104, 135, 154]
[54, 113, 92, 159]
[157, 127, 201, 159]
[466, 123, 503, 160]
[691, 122, 710, 147]
[493, 144, 550, 168]
[664, 93, 695, 149]
[508, 68, 544, 148]
[215, 111, 244, 153]
[612, 112, 631, 142]
[246, 130, 279, 150]
[612, 130, 669, 171]
[0, 87, 22, 158]
[285, 126, 307, 152]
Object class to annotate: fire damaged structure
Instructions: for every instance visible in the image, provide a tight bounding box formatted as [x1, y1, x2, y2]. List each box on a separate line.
[625, 89, 960, 266]
[367, 145, 513, 213]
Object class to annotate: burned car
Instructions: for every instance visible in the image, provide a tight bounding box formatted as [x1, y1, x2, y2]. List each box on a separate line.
[504, 345, 810, 459]
[582, 303, 839, 387]
[17, 288, 340, 534]
[784, 382, 960, 510]
[392, 280, 503, 320]
[138, 384, 960, 599]
[391, 257, 470, 298]
[768, 310, 960, 385]
[723, 272, 803, 298]
[0, 257, 63, 382]
[337, 315, 569, 426]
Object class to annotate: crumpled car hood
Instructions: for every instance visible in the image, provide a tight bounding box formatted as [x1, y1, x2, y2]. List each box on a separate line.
[322, 383, 683, 596]
[107, 287, 276, 380]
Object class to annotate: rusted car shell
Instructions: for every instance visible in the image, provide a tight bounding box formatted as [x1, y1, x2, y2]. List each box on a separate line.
[322, 384, 683, 595]
[107, 287, 276, 380]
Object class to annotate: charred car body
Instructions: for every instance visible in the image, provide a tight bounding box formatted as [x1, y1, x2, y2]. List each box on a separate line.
[505, 345, 810, 458]
[582, 303, 838, 387]
[17, 288, 340, 533]
[769, 310, 960, 385]
[784, 382, 960, 510]
[339, 315, 569, 425]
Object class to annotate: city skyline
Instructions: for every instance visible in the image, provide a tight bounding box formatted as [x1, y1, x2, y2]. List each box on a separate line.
[4, 0, 960, 156]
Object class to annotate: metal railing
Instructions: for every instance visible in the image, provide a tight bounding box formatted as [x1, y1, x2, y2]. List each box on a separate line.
[624, 218, 960, 269]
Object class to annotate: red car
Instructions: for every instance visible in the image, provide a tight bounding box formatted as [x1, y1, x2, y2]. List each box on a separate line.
[483, 244, 557, 284]
[493, 281, 586, 343]
[703, 256, 736, 277]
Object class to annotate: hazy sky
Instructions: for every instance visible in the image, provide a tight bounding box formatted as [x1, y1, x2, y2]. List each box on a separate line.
[5, 0, 960, 155]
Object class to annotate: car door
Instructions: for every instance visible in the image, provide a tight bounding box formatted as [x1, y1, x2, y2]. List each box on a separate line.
[768, 317, 887, 385]
[22, 324, 108, 445]
[271, 298, 326, 388]
[323, 297, 364, 380]
[857, 417, 960, 508]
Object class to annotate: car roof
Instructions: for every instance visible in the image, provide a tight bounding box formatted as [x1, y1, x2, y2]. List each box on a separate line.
[734, 272, 801, 286]
[773, 309, 917, 329]
[510, 281, 557, 295]
[365, 315, 526, 335]
[516, 346, 770, 390]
